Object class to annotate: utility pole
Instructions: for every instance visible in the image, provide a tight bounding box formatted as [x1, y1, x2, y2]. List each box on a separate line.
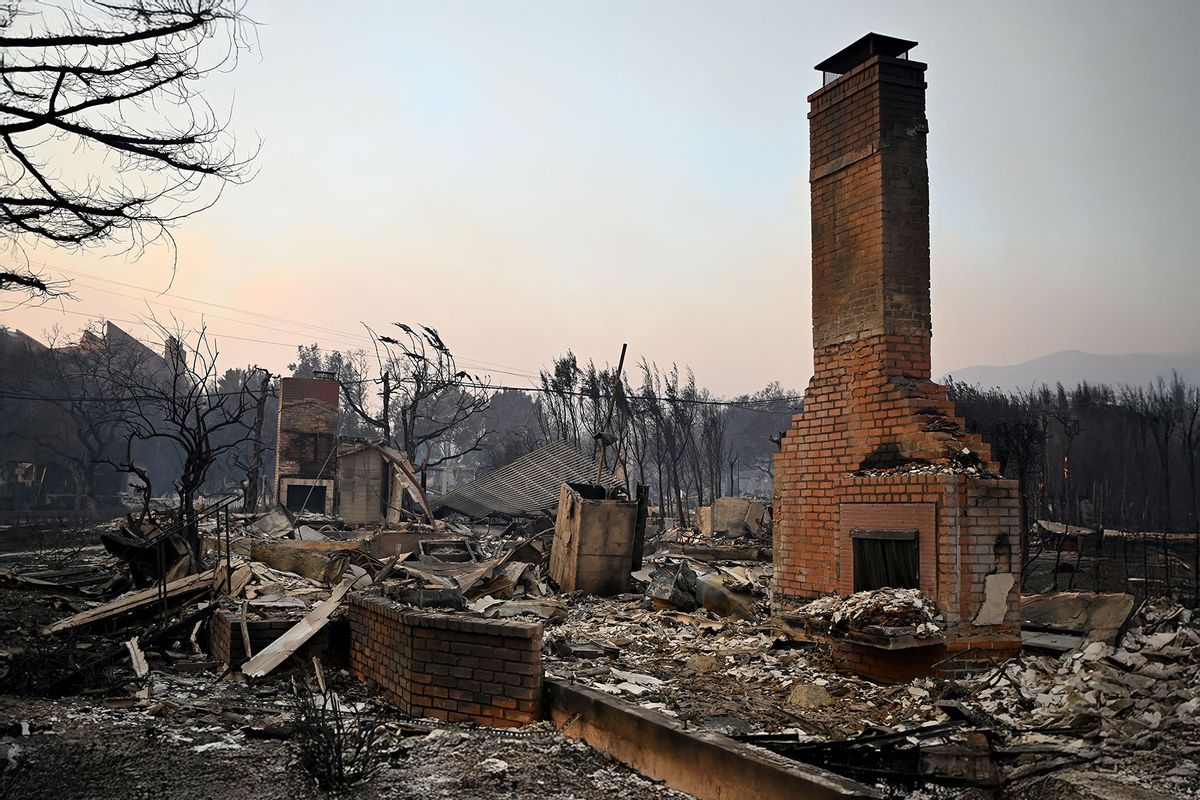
[596, 343, 628, 485]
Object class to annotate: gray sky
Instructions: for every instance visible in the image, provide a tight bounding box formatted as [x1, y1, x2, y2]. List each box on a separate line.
[6, 0, 1199, 395]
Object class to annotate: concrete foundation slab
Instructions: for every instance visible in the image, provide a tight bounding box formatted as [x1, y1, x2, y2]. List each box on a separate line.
[546, 678, 881, 800]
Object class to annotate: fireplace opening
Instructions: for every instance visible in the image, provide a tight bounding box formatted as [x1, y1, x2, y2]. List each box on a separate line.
[851, 529, 919, 592]
[285, 484, 327, 514]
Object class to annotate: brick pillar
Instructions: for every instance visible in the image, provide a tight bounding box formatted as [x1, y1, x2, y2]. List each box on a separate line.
[773, 36, 1021, 648]
[809, 40, 930, 373]
[275, 376, 340, 512]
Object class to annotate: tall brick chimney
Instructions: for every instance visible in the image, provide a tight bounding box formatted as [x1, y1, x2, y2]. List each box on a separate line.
[810, 34, 929, 361]
[774, 34, 1023, 678]
[275, 375, 340, 515]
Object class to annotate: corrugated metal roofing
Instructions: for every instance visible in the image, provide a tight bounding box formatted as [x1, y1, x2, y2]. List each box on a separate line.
[430, 440, 622, 519]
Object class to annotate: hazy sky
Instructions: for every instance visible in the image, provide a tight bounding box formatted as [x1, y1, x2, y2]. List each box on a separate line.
[5, 0, 1198, 395]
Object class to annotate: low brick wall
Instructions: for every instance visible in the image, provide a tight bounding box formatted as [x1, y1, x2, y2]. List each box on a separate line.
[207, 609, 344, 668]
[831, 638, 1022, 683]
[208, 610, 297, 665]
[347, 594, 542, 727]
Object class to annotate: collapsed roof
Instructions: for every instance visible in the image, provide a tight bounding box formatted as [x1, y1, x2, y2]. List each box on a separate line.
[431, 440, 622, 519]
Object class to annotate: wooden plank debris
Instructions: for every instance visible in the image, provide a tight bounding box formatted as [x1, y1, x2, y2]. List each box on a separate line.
[43, 569, 215, 635]
[239, 600, 254, 659]
[126, 636, 149, 678]
[371, 443, 436, 523]
[240, 575, 364, 678]
[45, 603, 217, 695]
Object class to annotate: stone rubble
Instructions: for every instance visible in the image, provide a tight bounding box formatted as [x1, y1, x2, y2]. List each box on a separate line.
[789, 588, 944, 638]
[542, 592, 944, 738]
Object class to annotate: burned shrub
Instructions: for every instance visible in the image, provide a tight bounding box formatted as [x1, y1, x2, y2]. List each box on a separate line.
[0, 622, 110, 697]
[290, 665, 386, 791]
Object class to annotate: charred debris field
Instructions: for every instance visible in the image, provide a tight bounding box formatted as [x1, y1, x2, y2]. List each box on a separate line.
[1, 508, 1199, 800]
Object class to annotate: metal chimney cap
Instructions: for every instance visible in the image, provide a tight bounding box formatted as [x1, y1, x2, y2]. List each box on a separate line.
[814, 32, 918, 75]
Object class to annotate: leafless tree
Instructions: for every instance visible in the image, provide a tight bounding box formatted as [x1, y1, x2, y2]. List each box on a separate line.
[342, 323, 490, 472]
[111, 320, 256, 559]
[0, 0, 256, 300]
[1178, 379, 1200, 602]
[1048, 406, 1081, 592]
[637, 360, 698, 526]
[537, 351, 582, 445]
[697, 401, 729, 504]
[99, 435, 153, 522]
[624, 387, 653, 496]
[235, 367, 271, 511]
[1142, 379, 1179, 589]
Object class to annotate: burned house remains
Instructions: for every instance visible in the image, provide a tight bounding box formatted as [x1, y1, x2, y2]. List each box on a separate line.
[773, 34, 1022, 679]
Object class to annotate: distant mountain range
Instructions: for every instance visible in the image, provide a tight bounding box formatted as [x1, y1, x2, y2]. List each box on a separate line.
[942, 350, 1200, 392]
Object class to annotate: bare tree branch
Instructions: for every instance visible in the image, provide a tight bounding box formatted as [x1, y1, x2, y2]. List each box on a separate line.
[0, 0, 257, 303]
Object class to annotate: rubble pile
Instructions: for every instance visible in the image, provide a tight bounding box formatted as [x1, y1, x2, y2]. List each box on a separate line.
[0, 675, 689, 800]
[543, 594, 936, 737]
[6, 495, 1200, 797]
[643, 496, 772, 558]
[853, 463, 998, 479]
[853, 449, 999, 479]
[651, 525, 767, 551]
[215, 555, 333, 617]
[791, 588, 944, 639]
[638, 554, 770, 621]
[835, 588, 942, 636]
[954, 597, 1200, 788]
[467, 518, 555, 561]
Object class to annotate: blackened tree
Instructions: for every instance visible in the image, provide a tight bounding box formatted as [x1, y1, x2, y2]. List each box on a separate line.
[342, 323, 490, 470]
[113, 320, 257, 559]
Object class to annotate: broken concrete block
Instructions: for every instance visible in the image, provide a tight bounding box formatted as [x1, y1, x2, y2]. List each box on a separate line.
[972, 572, 1016, 626]
[787, 683, 833, 709]
[1021, 591, 1136, 645]
[744, 501, 767, 534]
[711, 497, 755, 534]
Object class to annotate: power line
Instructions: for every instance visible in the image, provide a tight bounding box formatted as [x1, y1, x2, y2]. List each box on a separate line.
[8, 306, 354, 353]
[21, 260, 543, 378]
[36, 262, 377, 345]
[9, 279, 795, 408]
[7, 306, 540, 379]
[0, 379, 802, 412]
[67, 281, 370, 352]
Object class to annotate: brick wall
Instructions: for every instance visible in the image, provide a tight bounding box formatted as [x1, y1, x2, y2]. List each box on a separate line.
[831, 638, 1022, 684]
[809, 56, 929, 350]
[772, 42, 1022, 647]
[347, 594, 542, 728]
[773, 336, 1022, 635]
[209, 610, 295, 665]
[275, 377, 339, 484]
[207, 610, 342, 667]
